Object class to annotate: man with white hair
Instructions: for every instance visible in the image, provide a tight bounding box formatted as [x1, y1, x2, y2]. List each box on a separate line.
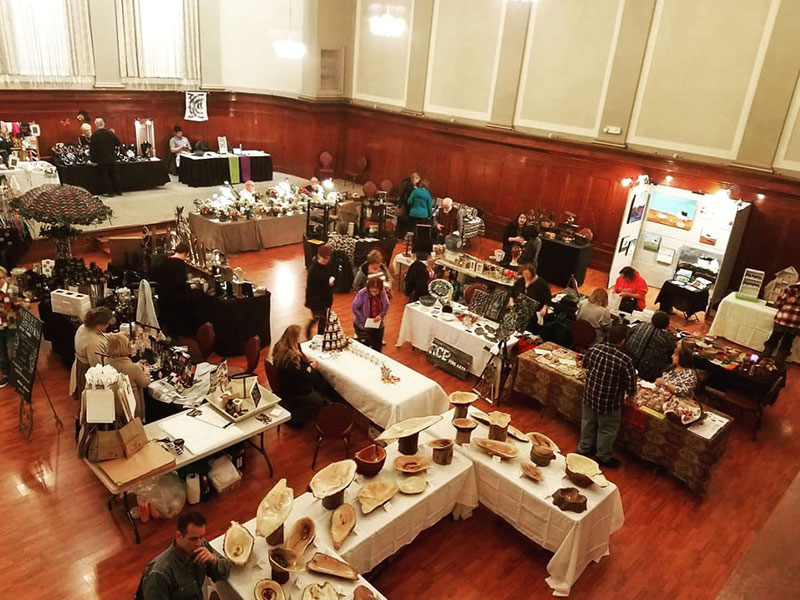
[434, 196, 461, 242]
[78, 122, 92, 147]
[89, 117, 123, 196]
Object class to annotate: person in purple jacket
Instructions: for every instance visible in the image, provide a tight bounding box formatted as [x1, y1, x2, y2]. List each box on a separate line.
[352, 276, 389, 352]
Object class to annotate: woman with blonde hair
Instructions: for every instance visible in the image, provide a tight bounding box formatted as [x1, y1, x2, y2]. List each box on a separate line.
[106, 333, 150, 421]
[71, 307, 114, 402]
[271, 325, 326, 427]
[577, 287, 612, 343]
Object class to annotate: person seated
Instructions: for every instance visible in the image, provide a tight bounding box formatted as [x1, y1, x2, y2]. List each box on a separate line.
[512, 263, 551, 332]
[404, 249, 435, 302]
[434, 197, 462, 243]
[577, 288, 613, 343]
[542, 296, 578, 348]
[105, 333, 150, 421]
[78, 123, 92, 147]
[624, 310, 677, 382]
[352, 249, 393, 293]
[168, 125, 191, 175]
[656, 347, 699, 397]
[302, 176, 323, 196]
[517, 224, 542, 270]
[272, 325, 327, 427]
[502, 212, 528, 260]
[240, 180, 257, 201]
[614, 266, 648, 312]
[138, 510, 230, 600]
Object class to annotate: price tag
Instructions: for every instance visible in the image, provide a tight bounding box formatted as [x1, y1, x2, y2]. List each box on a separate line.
[353, 525, 361, 536]
[492, 455, 502, 463]
[383, 501, 393, 512]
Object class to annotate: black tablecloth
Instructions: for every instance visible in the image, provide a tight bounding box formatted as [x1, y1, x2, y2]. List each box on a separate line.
[178, 154, 274, 187]
[656, 280, 709, 316]
[694, 355, 785, 404]
[54, 160, 169, 195]
[39, 299, 80, 367]
[198, 292, 271, 357]
[536, 238, 592, 286]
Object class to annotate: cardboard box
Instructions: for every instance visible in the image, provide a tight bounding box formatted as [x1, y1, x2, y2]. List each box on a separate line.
[50, 289, 91, 317]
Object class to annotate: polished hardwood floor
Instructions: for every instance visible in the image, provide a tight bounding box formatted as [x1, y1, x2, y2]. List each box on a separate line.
[2, 239, 797, 600]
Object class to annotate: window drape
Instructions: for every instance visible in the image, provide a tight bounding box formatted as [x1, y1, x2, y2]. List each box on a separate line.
[116, 0, 200, 85]
[0, 0, 95, 87]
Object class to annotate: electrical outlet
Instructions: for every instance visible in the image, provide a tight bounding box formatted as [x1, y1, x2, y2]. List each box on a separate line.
[603, 125, 622, 135]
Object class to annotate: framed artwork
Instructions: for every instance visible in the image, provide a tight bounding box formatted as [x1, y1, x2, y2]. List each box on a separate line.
[643, 232, 661, 252]
[619, 236, 631, 253]
[627, 191, 647, 224]
[646, 192, 697, 230]
[625, 238, 637, 256]
[217, 136, 228, 155]
[468, 289, 490, 317]
[699, 226, 718, 246]
[29, 124, 40, 137]
[184, 91, 209, 122]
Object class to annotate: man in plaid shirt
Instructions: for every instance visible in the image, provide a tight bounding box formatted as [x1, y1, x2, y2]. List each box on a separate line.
[578, 324, 637, 468]
[764, 282, 800, 364]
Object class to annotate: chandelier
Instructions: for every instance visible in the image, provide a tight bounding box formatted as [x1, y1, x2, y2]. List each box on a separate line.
[272, 37, 306, 60]
[369, 8, 406, 38]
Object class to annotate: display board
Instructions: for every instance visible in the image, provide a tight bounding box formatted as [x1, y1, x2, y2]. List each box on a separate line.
[484, 288, 510, 323]
[12, 308, 43, 403]
[426, 337, 471, 380]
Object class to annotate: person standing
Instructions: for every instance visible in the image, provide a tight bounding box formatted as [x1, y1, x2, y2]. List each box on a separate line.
[89, 117, 122, 196]
[397, 171, 420, 235]
[407, 180, 433, 240]
[578, 324, 637, 468]
[624, 310, 676, 382]
[511, 263, 551, 332]
[434, 197, 461, 242]
[352, 249, 393, 293]
[151, 243, 192, 336]
[352, 277, 389, 352]
[105, 333, 150, 421]
[517, 224, 542, 271]
[404, 249, 435, 302]
[78, 123, 92, 147]
[168, 125, 191, 175]
[502, 213, 528, 260]
[305, 244, 334, 335]
[0, 267, 25, 387]
[763, 281, 800, 363]
[138, 511, 230, 600]
[614, 266, 648, 312]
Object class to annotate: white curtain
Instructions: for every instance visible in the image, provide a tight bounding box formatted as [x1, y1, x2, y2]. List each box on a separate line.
[0, 0, 94, 86]
[116, 0, 200, 86]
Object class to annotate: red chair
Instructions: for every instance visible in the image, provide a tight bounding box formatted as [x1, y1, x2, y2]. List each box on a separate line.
[244, 336, 261, 373]
[571, 319, 597, 353]
[346, 155, 369, 183]
[318, 150, 334, 180]
[464, 283, 488, 305]
[263, 358, 281, 395]
[380, 179, 394, 194]
[196, 322, 215, 360]
[312, 404, 353, 468]
[362, 180, 378, 198]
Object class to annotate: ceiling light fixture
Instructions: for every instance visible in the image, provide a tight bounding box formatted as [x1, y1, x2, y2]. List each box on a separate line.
[369, 7, 406, 38]
[273, 1, 306, 60]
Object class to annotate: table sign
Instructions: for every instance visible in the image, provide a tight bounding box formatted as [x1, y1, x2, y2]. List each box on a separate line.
[427, 337, 471, 380]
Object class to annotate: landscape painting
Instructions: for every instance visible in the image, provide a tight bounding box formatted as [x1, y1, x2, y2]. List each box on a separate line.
[646, 192, 697, 231]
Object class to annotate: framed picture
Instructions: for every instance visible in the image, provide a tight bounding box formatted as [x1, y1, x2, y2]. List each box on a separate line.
[625, 238, 637, 255]
[29, 123, 41, 137]
[217, 136, 228, 155]
[619, 236, 631, 253]
[646, 192, 697, 231]
[643, 232, 661, 252]
[8, 155, 18, 168]
[699, 226, 718, 246]
[627, 191, 647, 224]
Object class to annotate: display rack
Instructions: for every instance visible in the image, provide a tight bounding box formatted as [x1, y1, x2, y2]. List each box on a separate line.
[359, 200, 387, 238]
[306, 202, 333, 242]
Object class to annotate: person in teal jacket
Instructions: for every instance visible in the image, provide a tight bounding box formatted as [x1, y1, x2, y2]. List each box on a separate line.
[407, 180, 433, 222]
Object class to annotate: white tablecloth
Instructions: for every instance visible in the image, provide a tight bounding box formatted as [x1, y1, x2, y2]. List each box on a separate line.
[708, 292, 800, 363]
[396, 301, 518, 377]
[428, 409, 625, 597]
[209, 436, 478, 600]
[302, 340, 449, 428]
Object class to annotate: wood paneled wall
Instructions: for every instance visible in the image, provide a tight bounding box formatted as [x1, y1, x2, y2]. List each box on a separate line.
[3, 90, 799, 286]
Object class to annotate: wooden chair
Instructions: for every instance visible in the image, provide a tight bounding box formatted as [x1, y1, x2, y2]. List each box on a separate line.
[196, 322, 215, 360]
[312, 404, 353, 469]
[318, 150, 334, 180]
[704, 375, 784, 440]
[263, 358, 281, 395]
[464, 282, 488, 305]
[244, 336, 261, 373]
[380, 179, 394, 194]
[345, 155, 368, 183]
[362, 180, 378, 198]
[571, 319, 597, 353]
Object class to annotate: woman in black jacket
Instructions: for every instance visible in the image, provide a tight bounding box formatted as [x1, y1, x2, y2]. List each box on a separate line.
[502, 212, 528, 260]
[404, 250, 434, 302]
[272, 325, 326, 427]
[305, 244, 334, 335]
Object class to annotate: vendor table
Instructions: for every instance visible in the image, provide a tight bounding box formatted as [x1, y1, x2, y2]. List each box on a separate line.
[708, 291, 800, 364]
[85, 403, 291, 543]
[537, 238, 593, 287]
[436, 255, 515, 289]
[189, 211, 313, 254]
[656, 280, 709, 319]
[391, 252, 415, 290]
[428, 409, 624, 597]
[178, 152, 273, 187]
[396, 300, 518, 377]
[512, 342, 733, 496]
[39, 299, 79, 367]
[302, 339, 449, 429]
[3, 161, 60, 193]
[199, 292, 271, 357]
[55, 158, 169, 195]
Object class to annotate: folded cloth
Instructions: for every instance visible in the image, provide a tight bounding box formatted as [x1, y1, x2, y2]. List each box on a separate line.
[137, 279, 161, 332]
[239, 154, 251, 182]
[228, 155, 240, 184]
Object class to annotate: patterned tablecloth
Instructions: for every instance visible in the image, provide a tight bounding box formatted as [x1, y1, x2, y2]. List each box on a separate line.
[512, 342, 733, 496]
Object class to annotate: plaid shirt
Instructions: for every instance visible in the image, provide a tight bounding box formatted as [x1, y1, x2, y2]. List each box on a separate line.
[775, 283, 800, 330]
[583, 342, 637, 413]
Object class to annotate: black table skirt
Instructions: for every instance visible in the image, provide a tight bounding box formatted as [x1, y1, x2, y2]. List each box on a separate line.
[178, 154, 274, 187]
[695, 355, 785, 404]
[198, 292, 271, 357]
[39, 299, 80, 367]
[656, 280, 709, 316]
[536, 238, 592, 287]
[54, 160, 170, 195]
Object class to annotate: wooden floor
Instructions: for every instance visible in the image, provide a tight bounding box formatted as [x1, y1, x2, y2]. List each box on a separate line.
[2, 239, 797, 600]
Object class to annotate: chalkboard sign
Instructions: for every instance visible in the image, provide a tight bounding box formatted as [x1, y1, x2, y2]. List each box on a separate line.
[484, 288, 510, 323]
[12, 308, 43, 403]
[426, 337, 472, 380]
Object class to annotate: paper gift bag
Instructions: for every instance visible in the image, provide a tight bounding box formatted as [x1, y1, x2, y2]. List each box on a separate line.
[87, 429, 125, 462]
[119, 417, 148, 458]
